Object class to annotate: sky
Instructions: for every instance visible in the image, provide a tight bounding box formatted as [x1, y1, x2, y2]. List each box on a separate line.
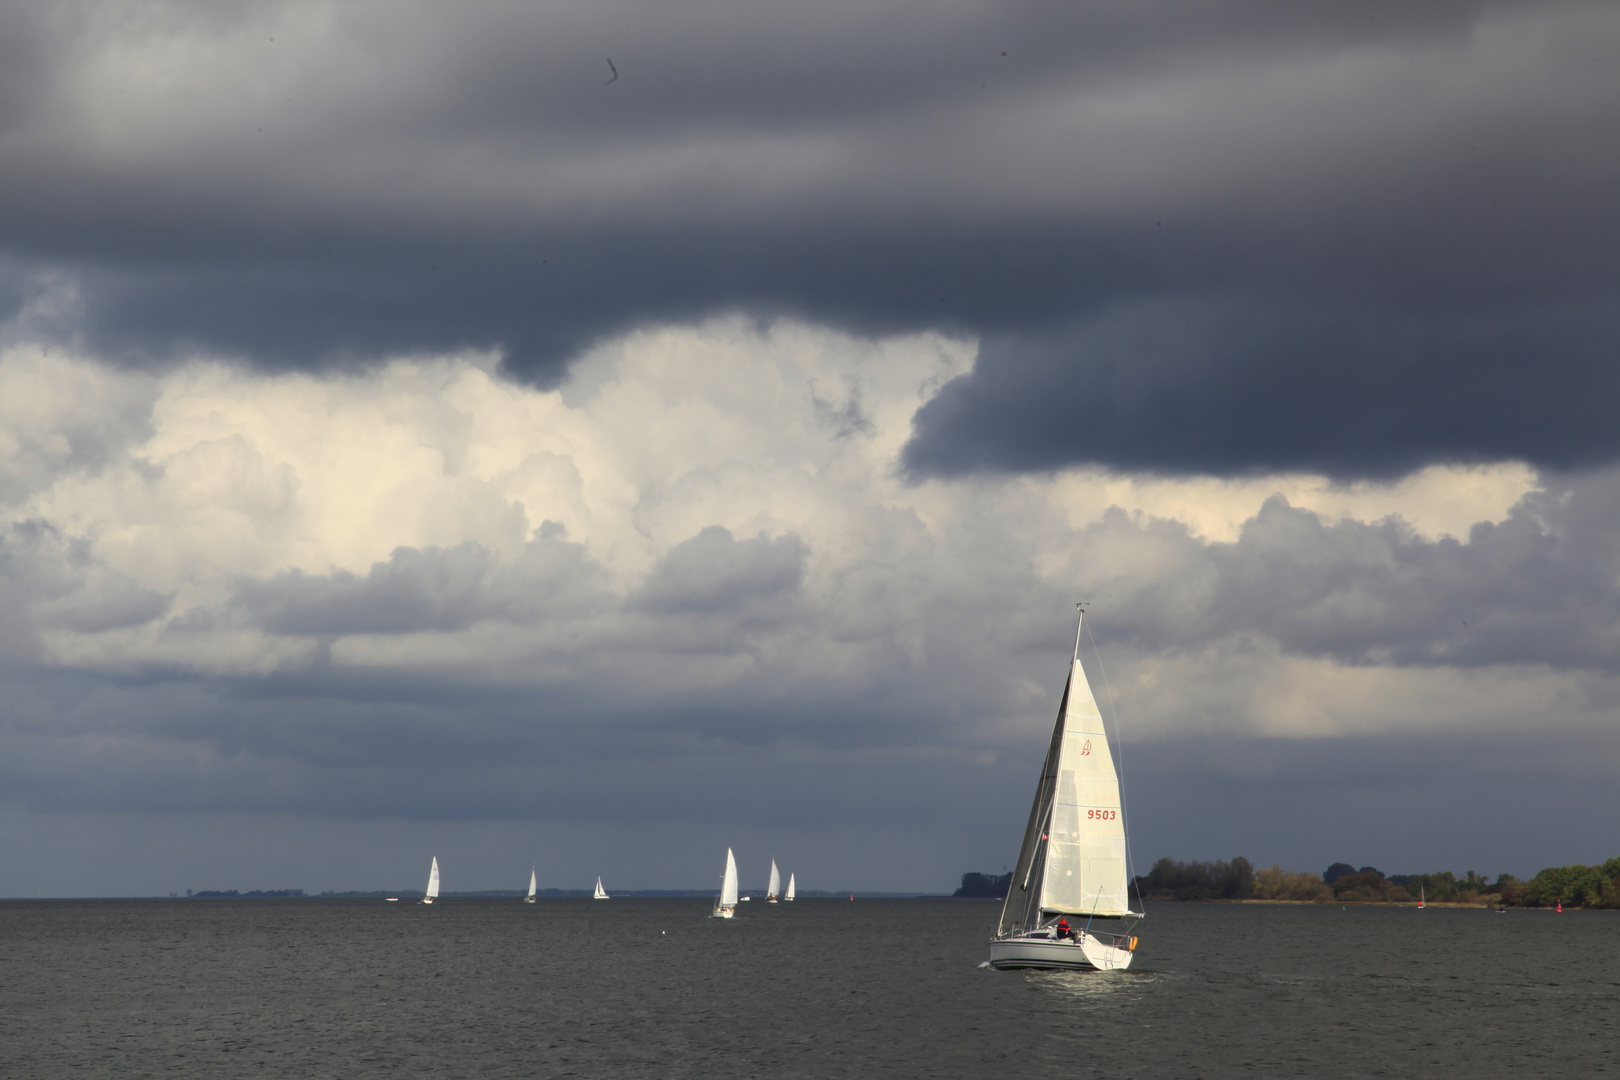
[1, 0, 1618, 897]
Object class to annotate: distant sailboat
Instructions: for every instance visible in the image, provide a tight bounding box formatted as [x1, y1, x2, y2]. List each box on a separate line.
[785, 873, 796, 901]
[1418, 883, 1426, 910]
[525, 867, 537, 904]
[422, 856, 440, 906]
[594, 876, 609, 900]
[712, 848, 739, 918]
[988, 607, 1141, 971]
[766, 860, 781, 903]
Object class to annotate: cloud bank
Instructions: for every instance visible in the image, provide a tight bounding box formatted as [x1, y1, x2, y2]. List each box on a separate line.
[1, 316, 1616, 893]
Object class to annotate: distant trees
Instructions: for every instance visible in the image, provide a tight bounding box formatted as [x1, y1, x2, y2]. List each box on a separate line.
[1134, 857, 1255, 901]
[1128, 855, 1620, 907]
[1251, 865, 1332, 901]
[1507, 858, 1620, 908]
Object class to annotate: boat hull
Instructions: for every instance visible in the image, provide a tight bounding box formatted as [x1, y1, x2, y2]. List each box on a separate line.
[988, 933, 1134, 971]
[711, 907, 735, 919]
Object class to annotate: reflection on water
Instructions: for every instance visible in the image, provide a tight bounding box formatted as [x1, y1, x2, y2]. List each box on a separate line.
[0, 898, 1613, 1078]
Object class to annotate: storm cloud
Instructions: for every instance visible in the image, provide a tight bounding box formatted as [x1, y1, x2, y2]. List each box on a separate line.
[1, 1, 1616, 476]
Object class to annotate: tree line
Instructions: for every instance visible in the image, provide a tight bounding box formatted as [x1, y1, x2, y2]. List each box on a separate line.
[1132, 856, 1620, 907]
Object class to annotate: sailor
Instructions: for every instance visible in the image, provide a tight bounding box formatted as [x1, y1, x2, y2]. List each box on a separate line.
[1055, 916, 1073, 941]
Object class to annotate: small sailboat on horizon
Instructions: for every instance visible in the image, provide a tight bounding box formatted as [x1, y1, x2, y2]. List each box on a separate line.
[766, 859, 781, 903]
[988, 607, 1141, 971]
[421, 856, 441, 906]
[712, 848, 739, 918]
[525, 867, 537, 904]
[785, 873, 796, 901]
[1418, 883, 1425, 910]
[594, 876, 610, 900]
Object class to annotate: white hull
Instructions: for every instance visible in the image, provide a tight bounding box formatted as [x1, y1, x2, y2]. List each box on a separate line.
[523, 897, 535, 904]
[988, 932, 1135, 971]
[712, 906, 735, 919]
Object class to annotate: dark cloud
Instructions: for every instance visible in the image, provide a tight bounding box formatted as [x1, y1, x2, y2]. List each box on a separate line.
[1, 520, 171, 648]
[631, 526, 807, 616]
[225, 528, 607, 635]
[0, 1, 1615, 473]
[902, 298, 1620, 479]
[1036, 471, 1620, 672]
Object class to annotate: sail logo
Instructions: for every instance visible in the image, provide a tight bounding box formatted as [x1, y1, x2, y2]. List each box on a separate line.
[1080, 739, 1091, 756]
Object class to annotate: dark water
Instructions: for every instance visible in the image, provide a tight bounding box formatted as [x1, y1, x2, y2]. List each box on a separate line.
[1, 898, 1615, 1078]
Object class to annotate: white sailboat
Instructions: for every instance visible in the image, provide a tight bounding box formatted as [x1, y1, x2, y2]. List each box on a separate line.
[422, 856, 441, 906]
[593, 876, 609, 900]
[766, 860, 781, 902]
[988, 607, 1141, 971]
[712, 848, 739, 918]
[525, 867, 537, 904]
[1418, 883, 1426, 910]
[785, 873, 796, 902]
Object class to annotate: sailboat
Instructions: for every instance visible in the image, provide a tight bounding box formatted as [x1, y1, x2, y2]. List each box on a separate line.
[525, 867, 537, 904]
[594, 876, 610, 900]
[712, 848, 739, 918]
[422, 856, 441, 906]
[766, 860, 781, 903]
[785, 873, 796, 901]
[1418, 883, 1425, 910]
[988, 607, 1141, 971]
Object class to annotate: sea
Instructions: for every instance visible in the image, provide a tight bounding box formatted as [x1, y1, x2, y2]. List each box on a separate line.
[0, 897, 1614, 1078]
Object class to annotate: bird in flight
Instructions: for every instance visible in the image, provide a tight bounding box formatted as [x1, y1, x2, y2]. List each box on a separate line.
[603, 58, 619, 85]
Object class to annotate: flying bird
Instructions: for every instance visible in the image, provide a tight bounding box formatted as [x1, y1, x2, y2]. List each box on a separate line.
[603, 58, 619, 85]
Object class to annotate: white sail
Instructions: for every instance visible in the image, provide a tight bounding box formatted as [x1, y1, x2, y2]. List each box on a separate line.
[593, 876, 609, 900]
[721, 848, 739, 907]
[526, 868, 537, 900]
[424, 856, 440, 903]
[785, 873, 796, 901]
[1037, 655, 1130, 916]
[767, 860, 781, 900]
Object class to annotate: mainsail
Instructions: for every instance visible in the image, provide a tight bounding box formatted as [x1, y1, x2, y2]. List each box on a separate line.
[767, 860, 781, 900]
[527, 868, 537, 900]
[720, 848, 739, 908]
[425, 856, 441, 902]
[785, 872, 796, 901]
[996, 621, 1131, 937]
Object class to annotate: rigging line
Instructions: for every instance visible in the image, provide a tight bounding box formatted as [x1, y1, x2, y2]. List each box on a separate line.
[1084, 616, 1145, 916]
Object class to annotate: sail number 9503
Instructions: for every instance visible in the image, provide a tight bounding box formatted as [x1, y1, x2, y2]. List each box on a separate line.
[1086, 809, 1118, 820]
